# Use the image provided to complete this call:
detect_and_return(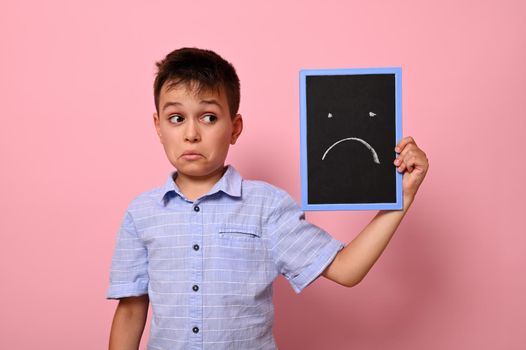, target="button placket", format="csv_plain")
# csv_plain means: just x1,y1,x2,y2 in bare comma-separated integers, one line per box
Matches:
189,201,203,344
